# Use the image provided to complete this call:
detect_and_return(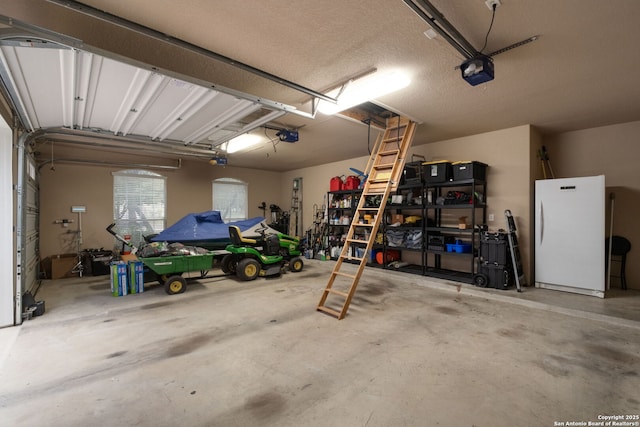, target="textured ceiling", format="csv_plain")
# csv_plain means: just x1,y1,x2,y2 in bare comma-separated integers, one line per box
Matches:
1,0,640,171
